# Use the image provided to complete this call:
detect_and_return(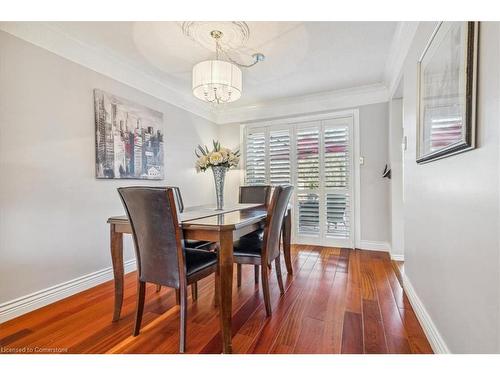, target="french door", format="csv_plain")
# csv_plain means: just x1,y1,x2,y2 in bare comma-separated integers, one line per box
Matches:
294,117,354,247
245,115,355,248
